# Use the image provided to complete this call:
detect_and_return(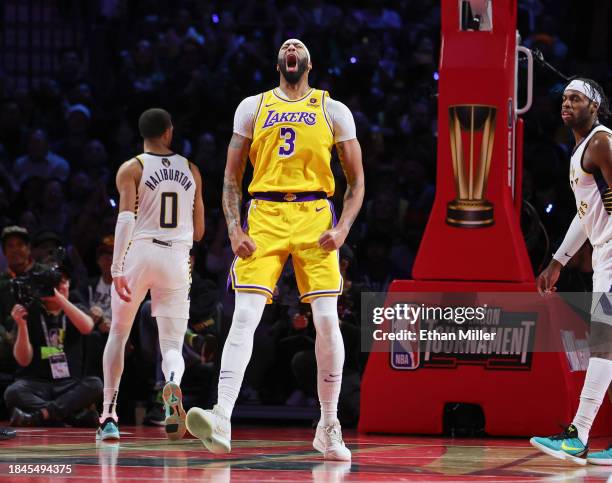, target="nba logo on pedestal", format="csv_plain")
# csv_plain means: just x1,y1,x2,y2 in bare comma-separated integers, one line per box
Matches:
390,308,419,370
